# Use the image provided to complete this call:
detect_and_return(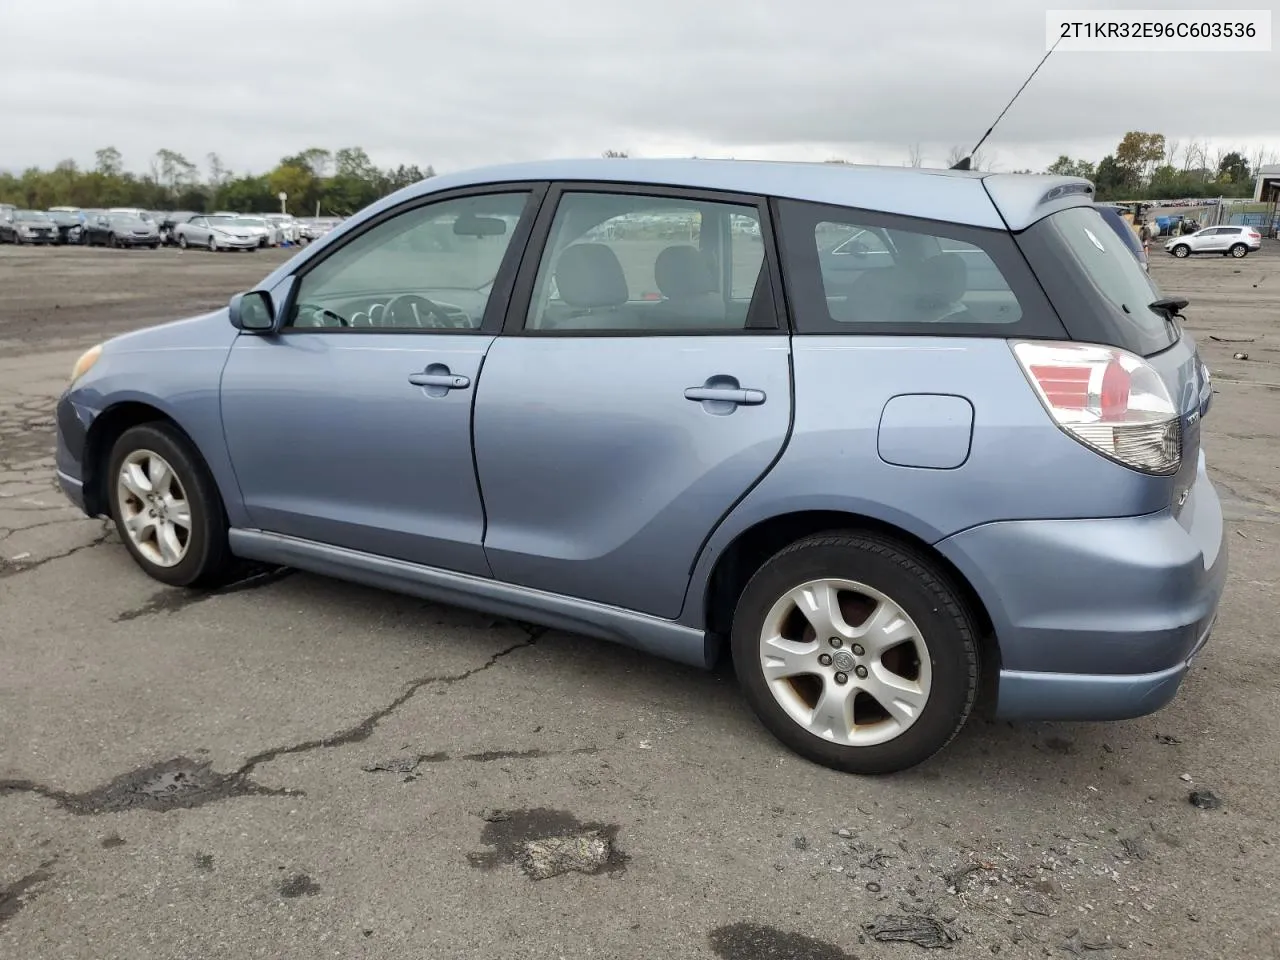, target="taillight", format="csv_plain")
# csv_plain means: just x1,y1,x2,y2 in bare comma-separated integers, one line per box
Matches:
1012,341,1181,475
